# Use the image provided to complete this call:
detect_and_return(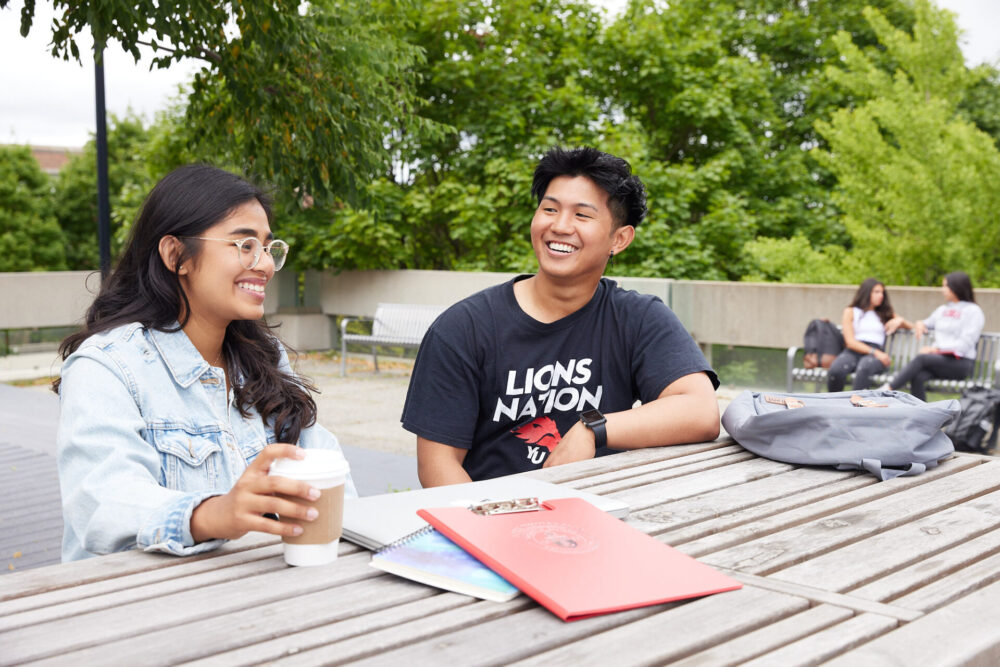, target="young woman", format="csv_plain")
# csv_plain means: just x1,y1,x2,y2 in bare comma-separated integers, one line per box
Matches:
56,164,356,561
885,271,985,401
827,278,910,392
